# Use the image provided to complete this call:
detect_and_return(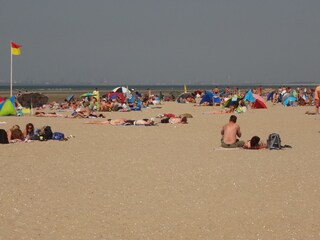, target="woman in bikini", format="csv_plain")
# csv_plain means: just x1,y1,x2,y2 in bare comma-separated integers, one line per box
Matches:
243,136,267,149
